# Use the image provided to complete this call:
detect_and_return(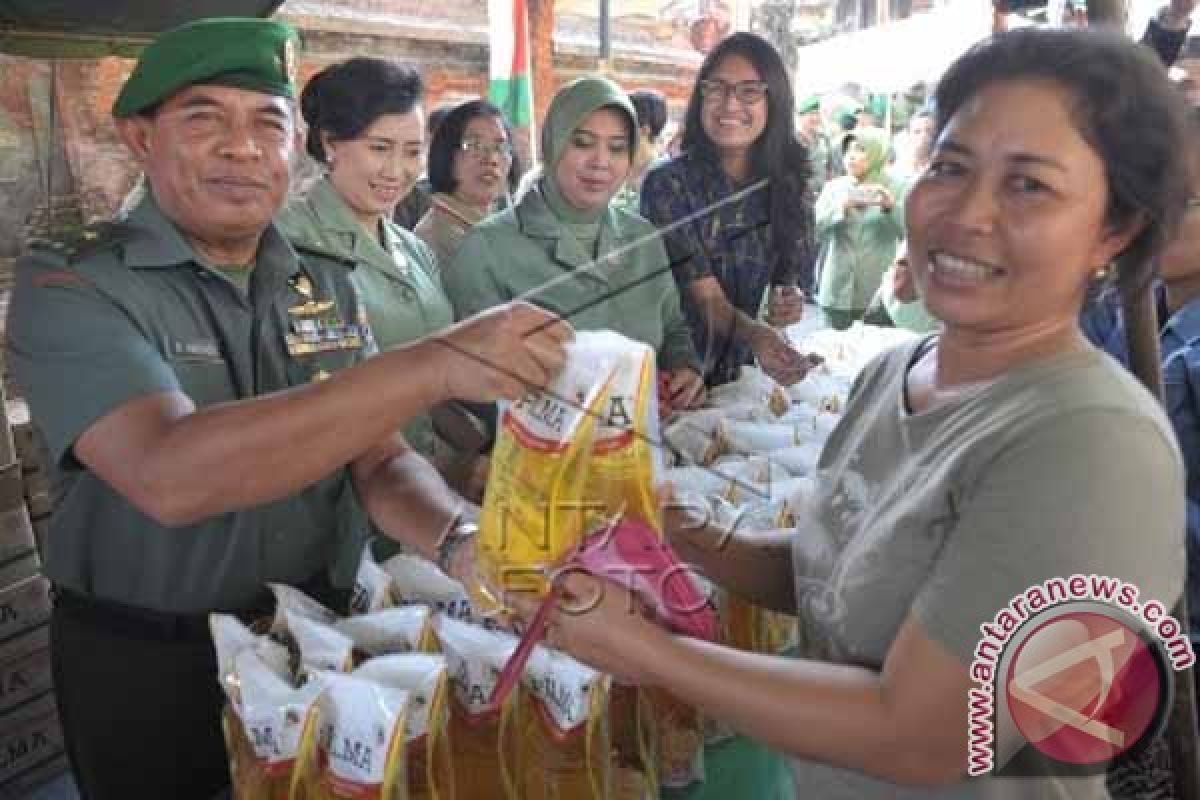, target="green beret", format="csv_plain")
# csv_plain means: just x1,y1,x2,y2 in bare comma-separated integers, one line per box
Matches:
113,18,299,118
797,95,820,115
